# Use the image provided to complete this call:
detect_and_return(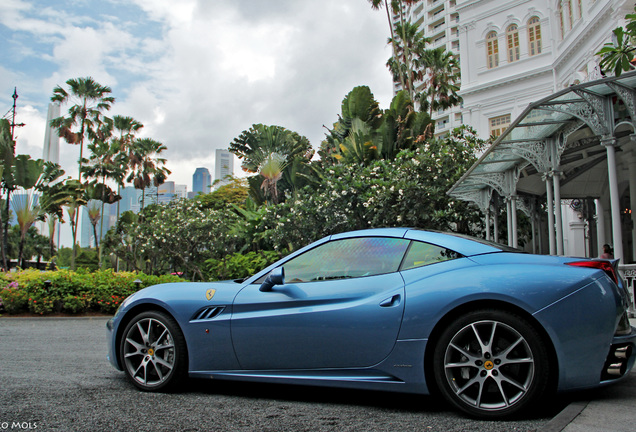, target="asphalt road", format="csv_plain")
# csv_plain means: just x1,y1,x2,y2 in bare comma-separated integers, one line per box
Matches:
0,317,562,432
